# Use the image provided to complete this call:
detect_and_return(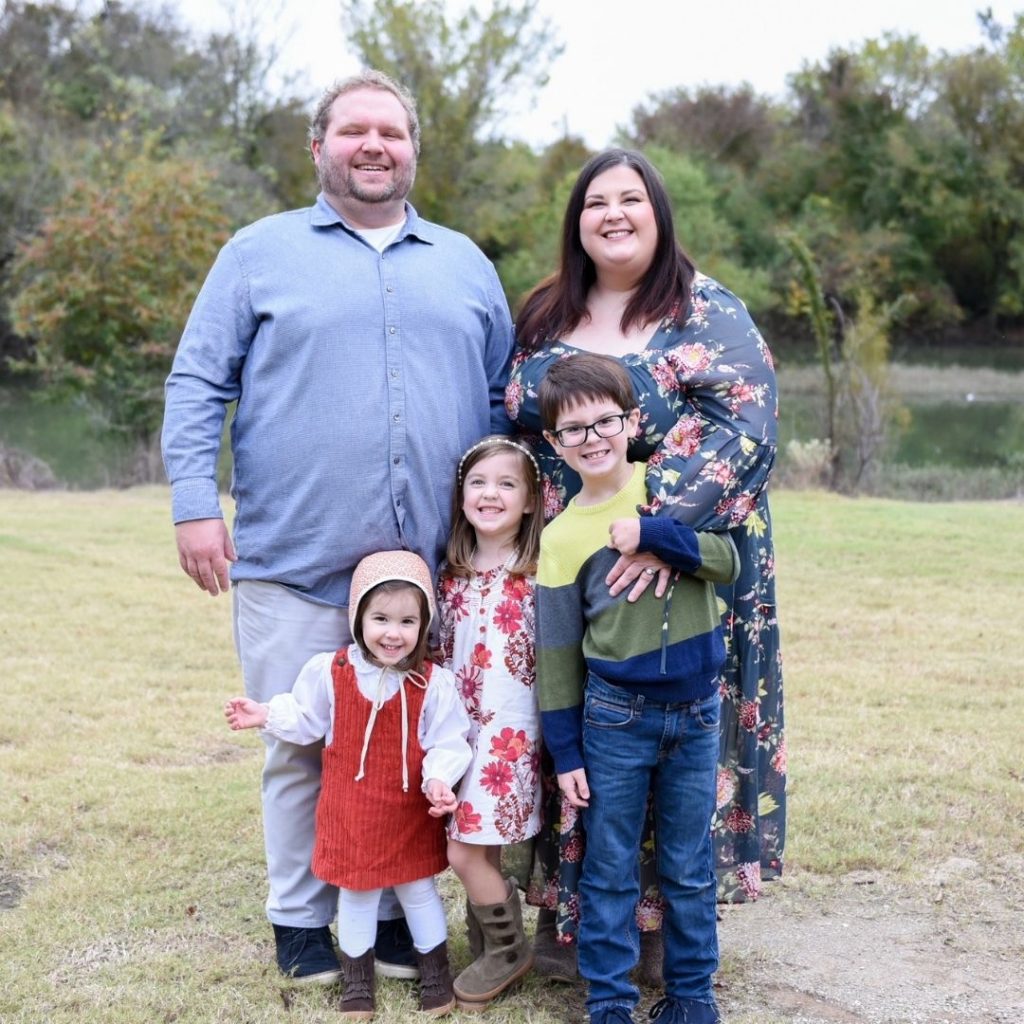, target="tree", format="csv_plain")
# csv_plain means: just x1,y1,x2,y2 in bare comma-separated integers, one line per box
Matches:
341,0,563,228
9,140,235,475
